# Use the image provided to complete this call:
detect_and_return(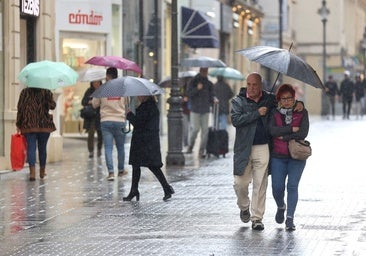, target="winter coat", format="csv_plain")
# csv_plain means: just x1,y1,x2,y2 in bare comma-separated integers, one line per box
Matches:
354,80,365,101
186,74,216,114
340,78,354,101
231,88,276,176
16,88,56,134
127,97,163,168
269,108,309,158
81,87,101,130
214,80,234,115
